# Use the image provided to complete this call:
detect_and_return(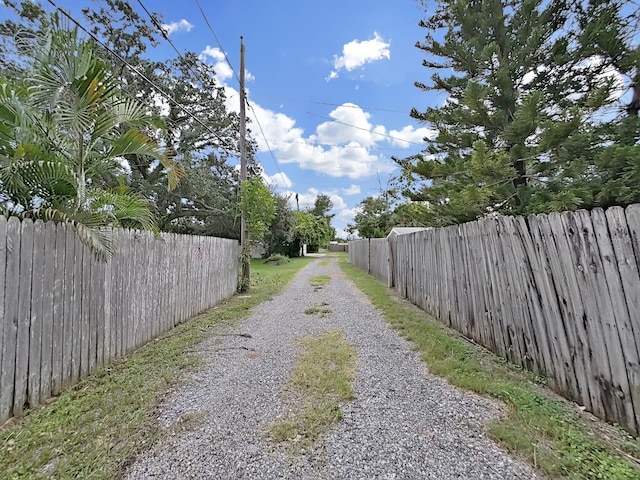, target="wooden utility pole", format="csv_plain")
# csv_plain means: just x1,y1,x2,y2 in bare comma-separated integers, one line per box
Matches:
239,36,250,291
